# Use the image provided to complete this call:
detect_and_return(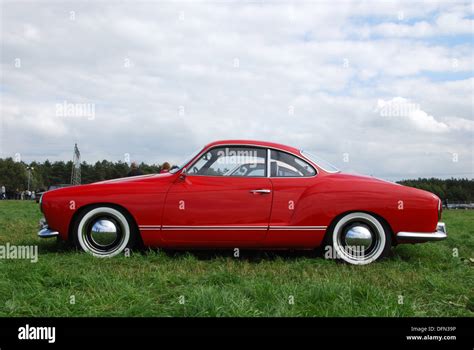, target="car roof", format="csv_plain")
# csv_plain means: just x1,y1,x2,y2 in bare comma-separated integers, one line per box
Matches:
185,139,328,175
203,140,300,155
